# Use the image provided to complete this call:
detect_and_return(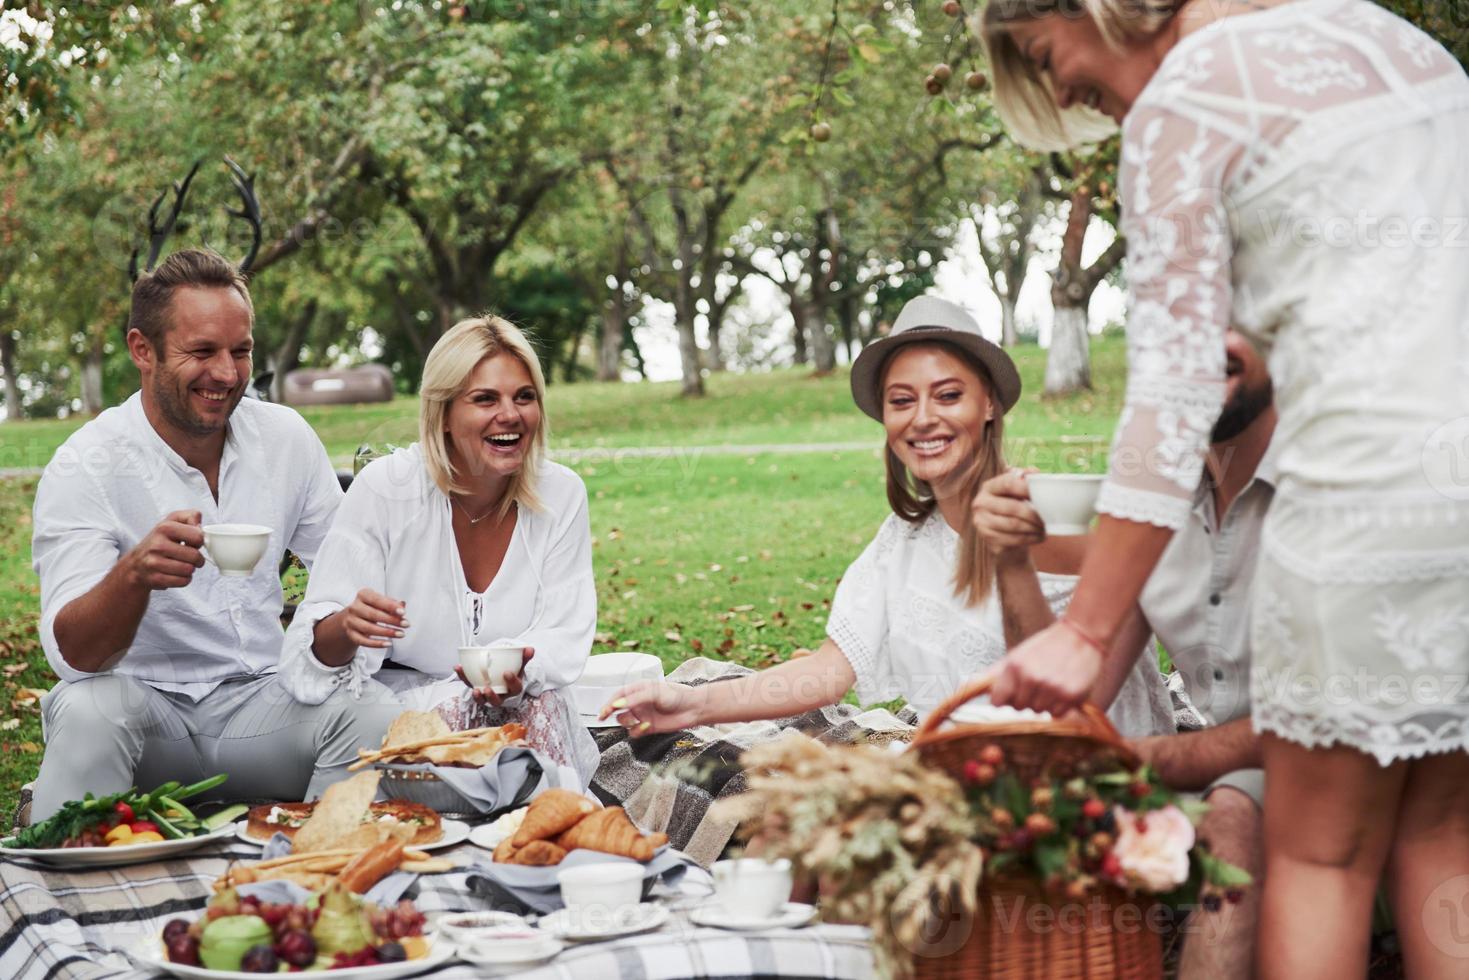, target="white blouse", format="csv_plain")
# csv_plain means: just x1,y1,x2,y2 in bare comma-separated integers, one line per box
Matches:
1098,0,1469,530
278,444,596,707
827,512,1175,737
